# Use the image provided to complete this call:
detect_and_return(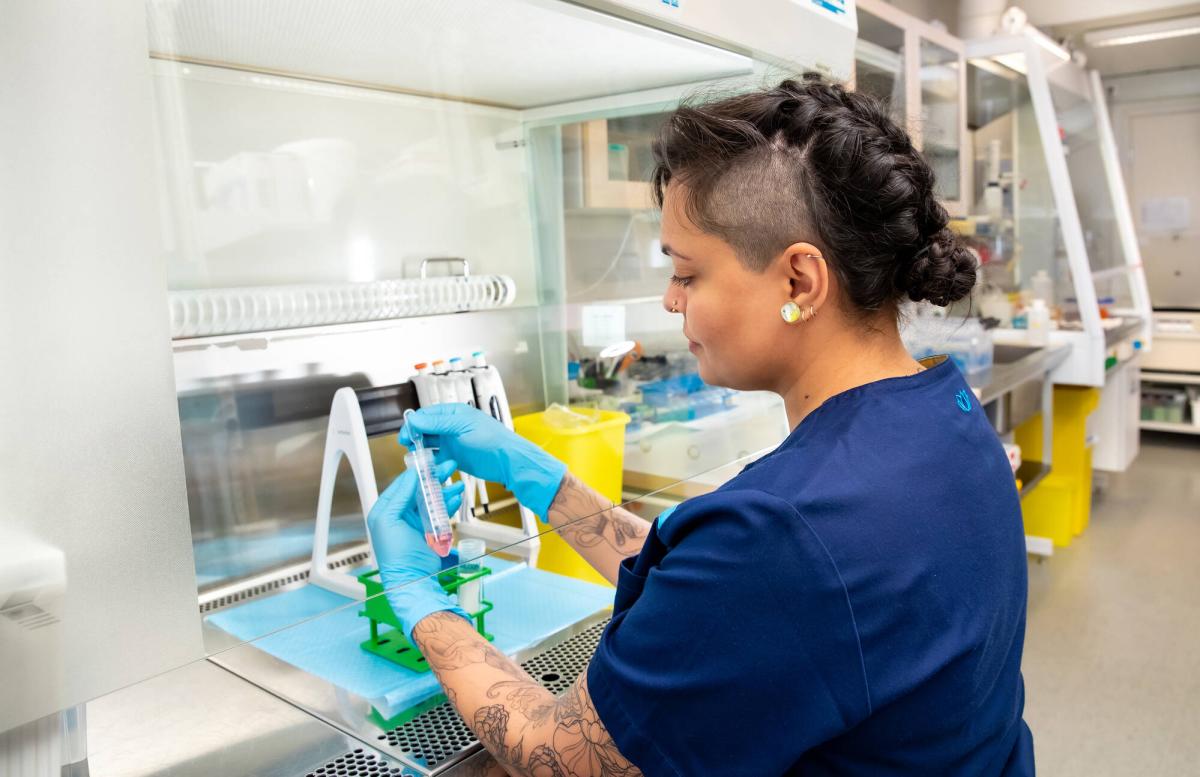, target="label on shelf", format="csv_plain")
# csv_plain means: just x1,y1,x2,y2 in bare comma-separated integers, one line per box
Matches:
581,304,627,347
